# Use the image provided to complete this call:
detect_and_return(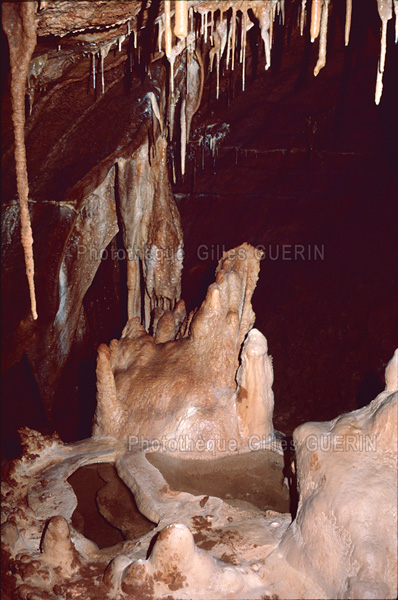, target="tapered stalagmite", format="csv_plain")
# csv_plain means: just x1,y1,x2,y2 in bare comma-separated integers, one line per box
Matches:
236,328,275,440
93,244,260,449
2,2,38,319
41,516,82,577
93,343,121,438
